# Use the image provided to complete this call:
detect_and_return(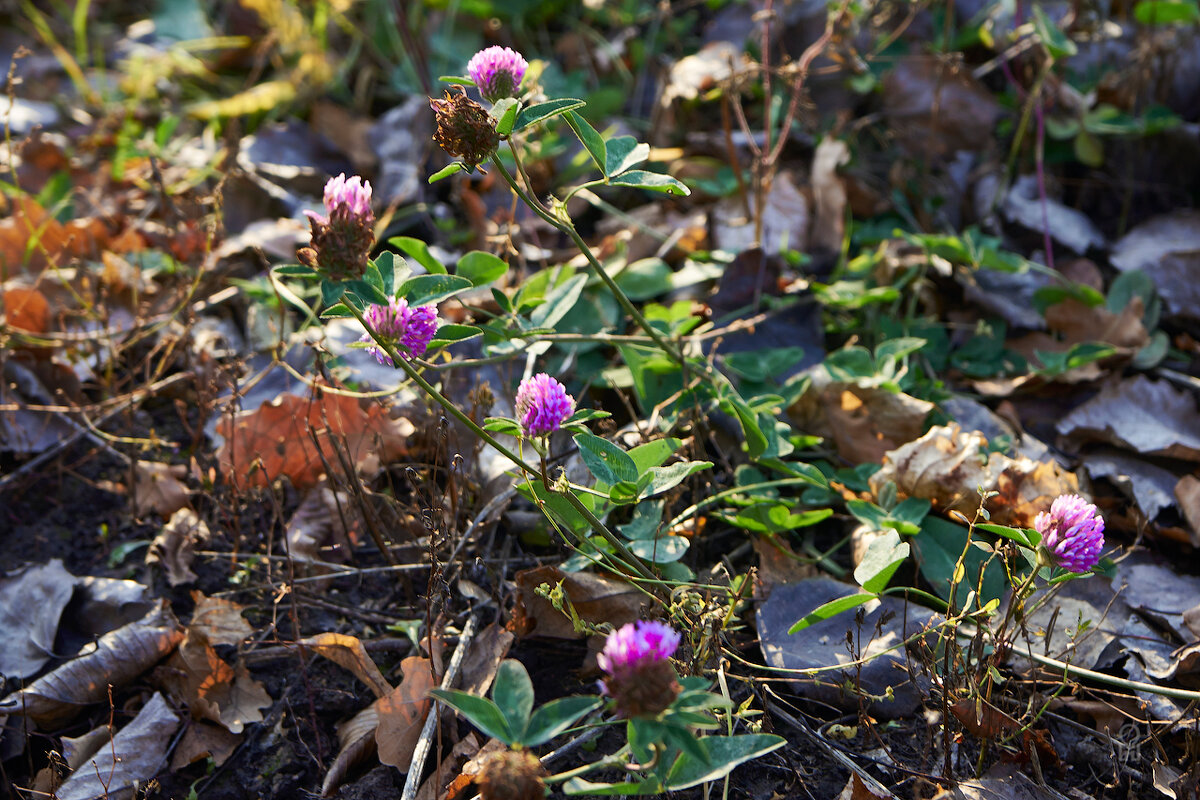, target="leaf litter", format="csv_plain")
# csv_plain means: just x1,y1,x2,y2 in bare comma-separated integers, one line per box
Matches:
4,4,1200,799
